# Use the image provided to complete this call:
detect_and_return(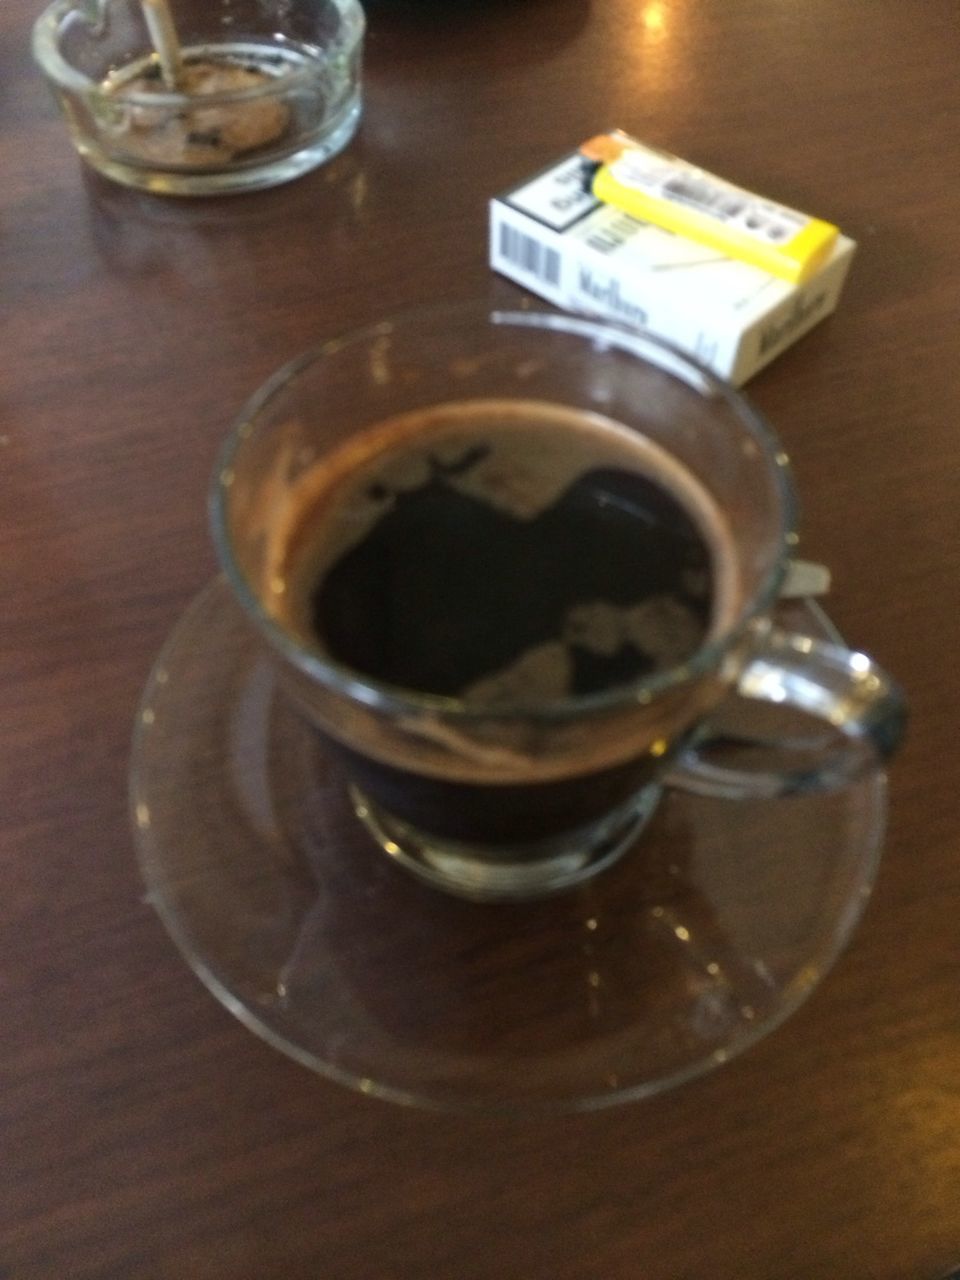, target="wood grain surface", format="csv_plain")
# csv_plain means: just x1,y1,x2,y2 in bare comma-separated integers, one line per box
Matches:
3,0,960,1276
